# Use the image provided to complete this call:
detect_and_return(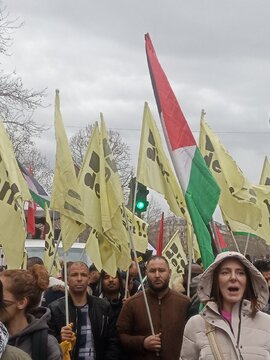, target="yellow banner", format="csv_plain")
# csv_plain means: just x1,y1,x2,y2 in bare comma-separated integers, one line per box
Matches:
44,205,61,276
51,90,85,251
224,184,270,246
260,156,270,186
78,122,102,232
162,230,187,278
137,103,187,218
123,208,148,253
79,116,131,271
85,228,118,276
0,120,30,268
136,103,200,259
199,119,261,230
